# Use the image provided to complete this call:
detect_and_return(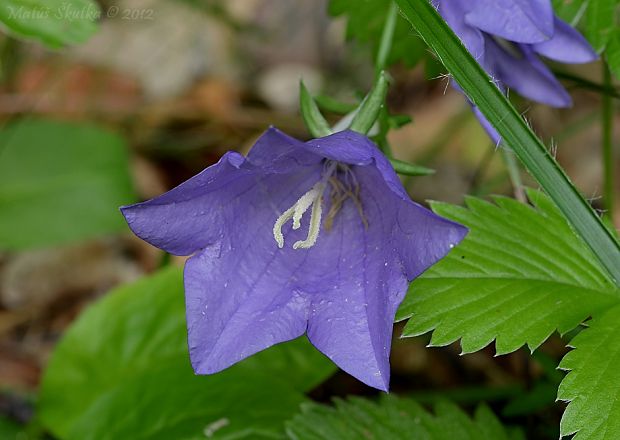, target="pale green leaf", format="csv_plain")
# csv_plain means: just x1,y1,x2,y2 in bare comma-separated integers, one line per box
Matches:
328,0,427,67
0,119,135,250
553,0,590,25
39,267,336,440
285,396,522,440
606,28,620,79
0,0,99,48
585,0,618,52
398,189,619,355
558,304,620,439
